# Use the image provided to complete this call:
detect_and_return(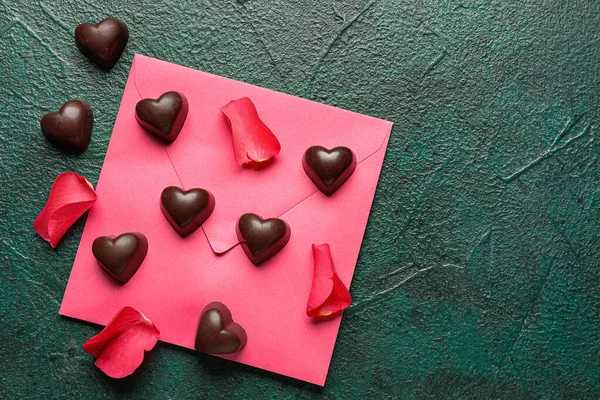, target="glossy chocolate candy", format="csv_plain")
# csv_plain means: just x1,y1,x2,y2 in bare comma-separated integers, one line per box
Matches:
92,232,148,283
195,302,247,354
75,18,129,70
135,91,189,143
302,146,357,195
160,186,215,237
236,213,291,265
40,100,94,153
